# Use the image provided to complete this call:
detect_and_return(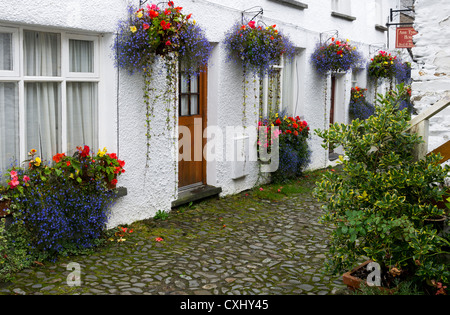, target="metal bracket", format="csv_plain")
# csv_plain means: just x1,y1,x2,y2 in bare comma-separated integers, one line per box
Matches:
319,30,338,45
241,6,264,24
